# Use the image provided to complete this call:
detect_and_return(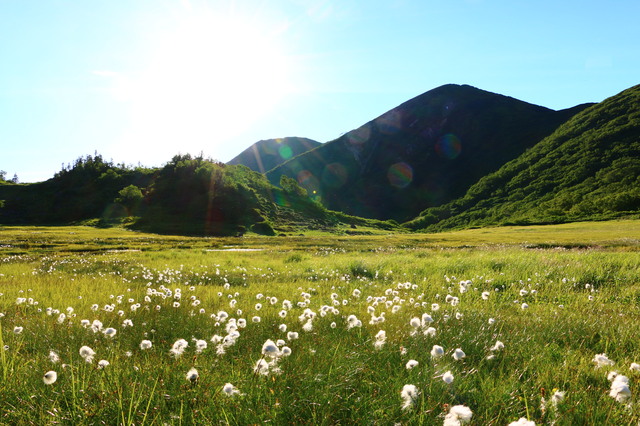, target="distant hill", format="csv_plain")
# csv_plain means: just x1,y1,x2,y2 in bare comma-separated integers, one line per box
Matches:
266,84,591,221
406,84,640,231
0,154,395,235
228,137,322,173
